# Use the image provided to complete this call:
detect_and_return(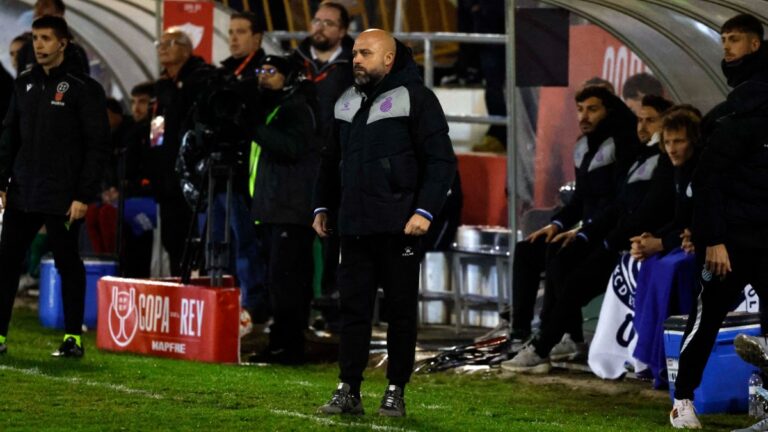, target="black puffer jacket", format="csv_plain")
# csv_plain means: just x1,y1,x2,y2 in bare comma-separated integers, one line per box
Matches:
250,82,319,226
580,140,675,251
314,40,457,236
693,79,768,248
655,151,699,251
551,95,641,230
0,55,109,215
